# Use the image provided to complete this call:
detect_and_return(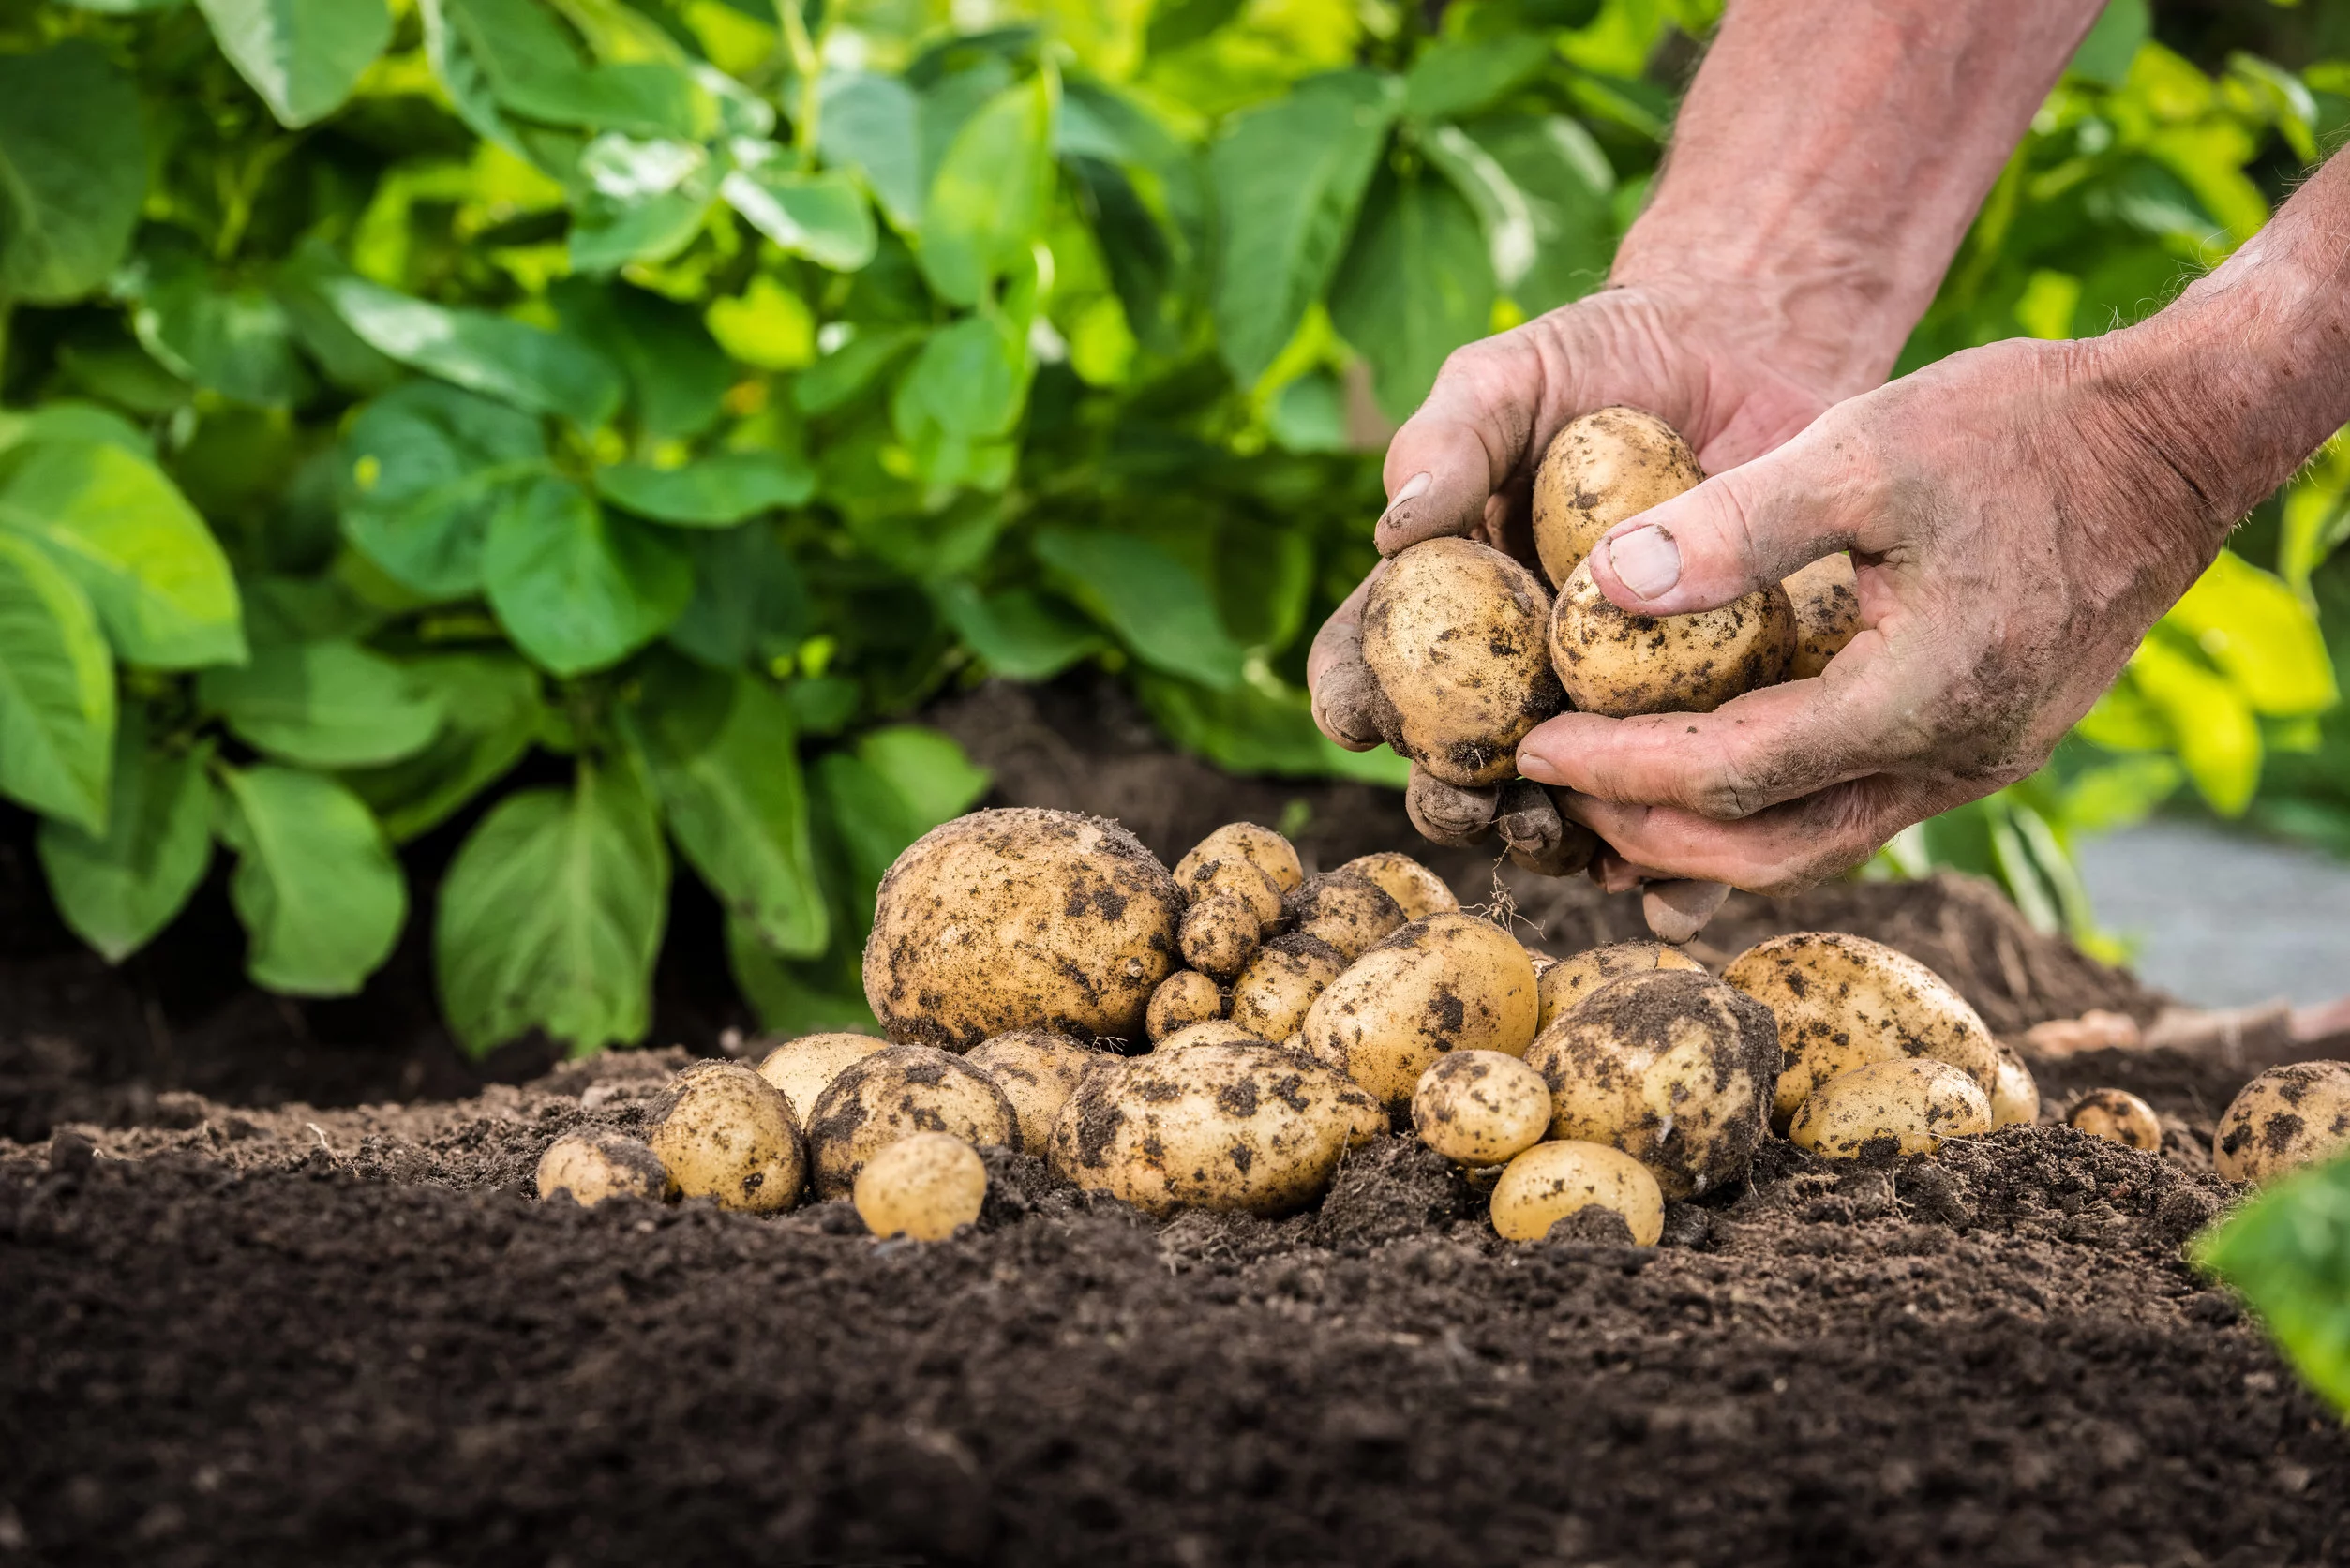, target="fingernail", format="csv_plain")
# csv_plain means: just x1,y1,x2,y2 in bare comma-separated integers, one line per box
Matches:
1378,471,1431,525
1609,525,1681,599
1517,747,1562,785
